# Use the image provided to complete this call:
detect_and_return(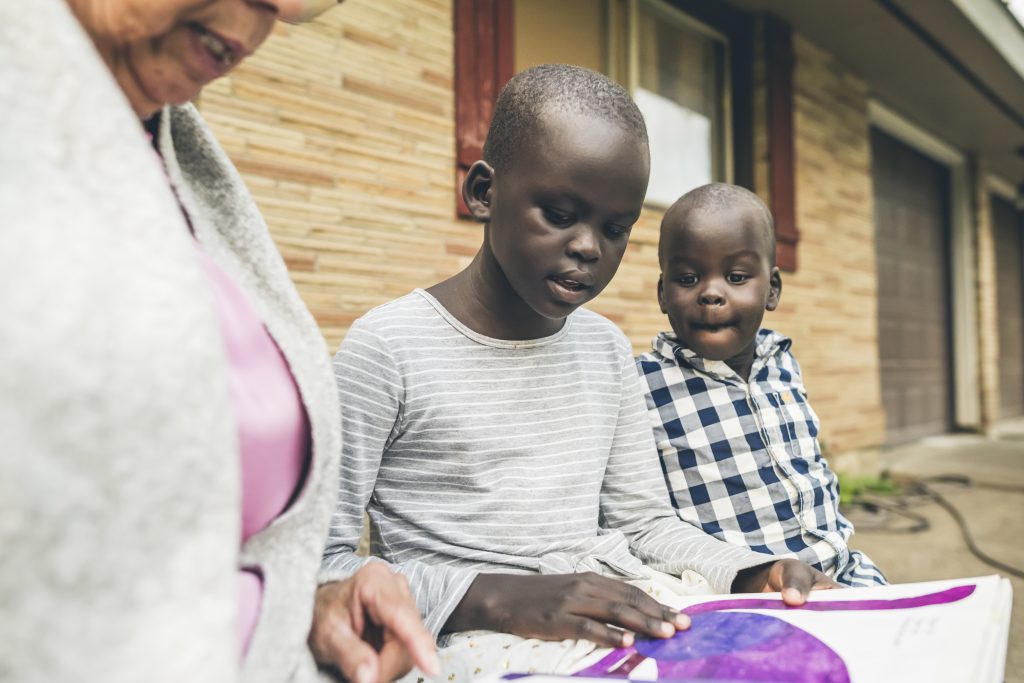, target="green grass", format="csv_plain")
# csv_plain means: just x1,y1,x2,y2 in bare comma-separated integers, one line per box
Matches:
837,473,901,506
